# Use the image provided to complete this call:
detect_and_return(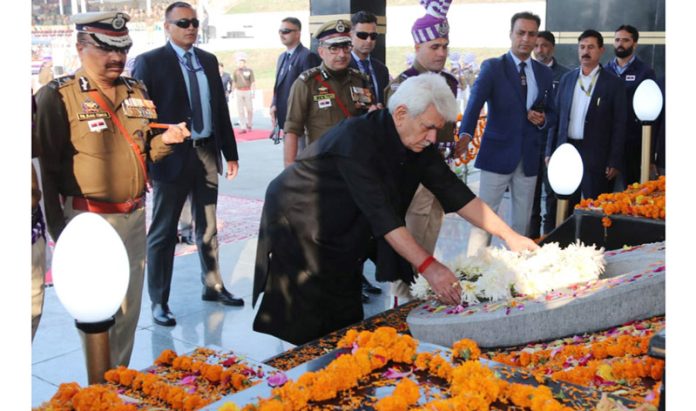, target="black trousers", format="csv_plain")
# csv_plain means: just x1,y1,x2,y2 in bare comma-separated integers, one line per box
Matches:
146,142,223,305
